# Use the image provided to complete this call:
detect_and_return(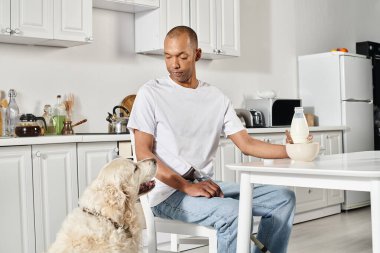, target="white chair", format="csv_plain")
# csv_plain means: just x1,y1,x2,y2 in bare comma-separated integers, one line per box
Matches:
130,133,217,253
140,194,217,253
